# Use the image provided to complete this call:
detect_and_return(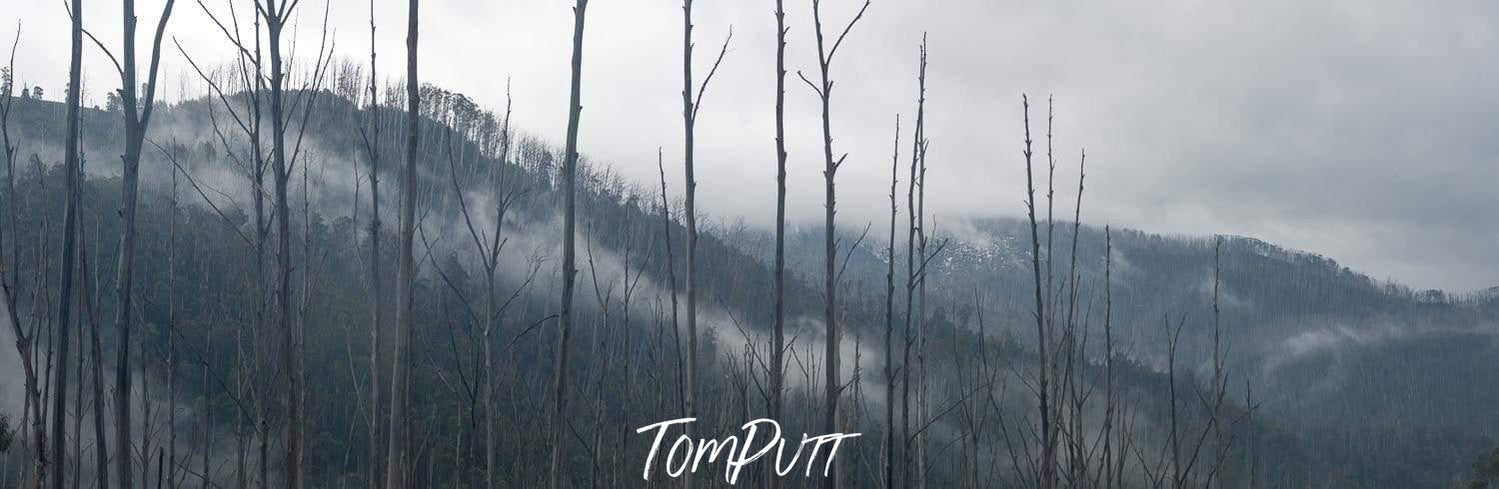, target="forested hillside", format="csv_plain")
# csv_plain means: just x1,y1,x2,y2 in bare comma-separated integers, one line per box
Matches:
2,78,1496,487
